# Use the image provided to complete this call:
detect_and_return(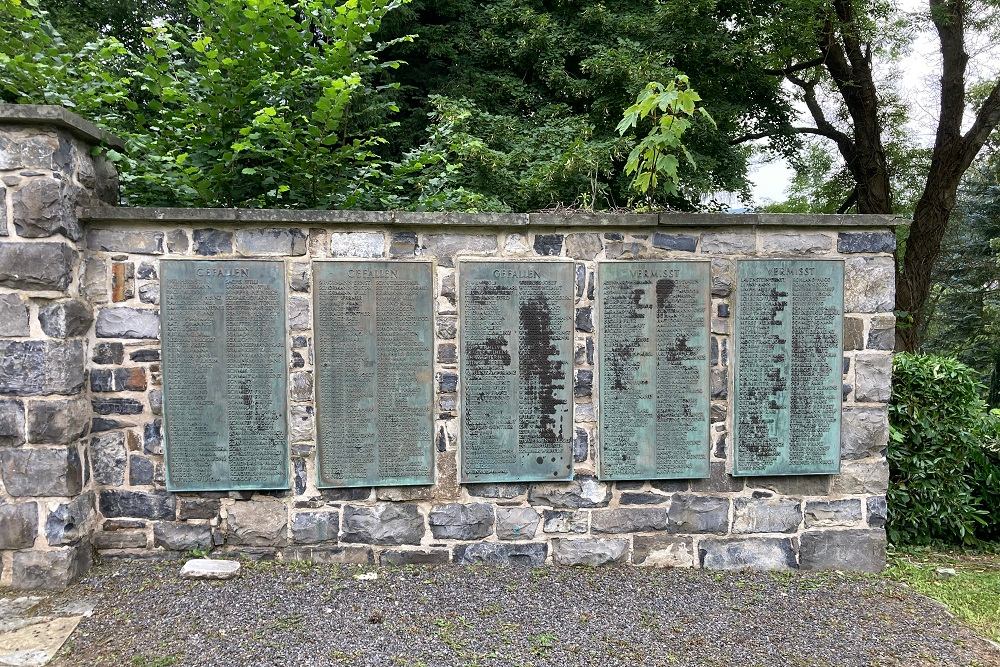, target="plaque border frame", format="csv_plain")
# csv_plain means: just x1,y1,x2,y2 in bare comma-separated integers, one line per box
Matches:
730,257,845,477
457,257,577,484
594,259,713,481
160,257,291,493
311,258,437,489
